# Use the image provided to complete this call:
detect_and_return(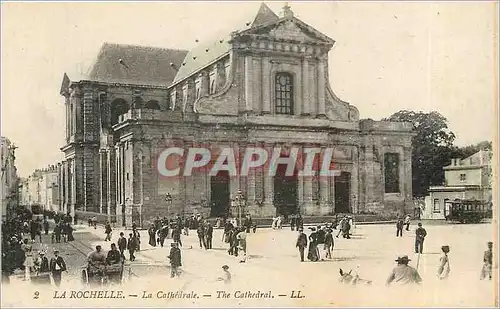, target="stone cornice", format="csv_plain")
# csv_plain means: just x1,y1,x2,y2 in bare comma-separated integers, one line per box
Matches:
74,80,170,90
